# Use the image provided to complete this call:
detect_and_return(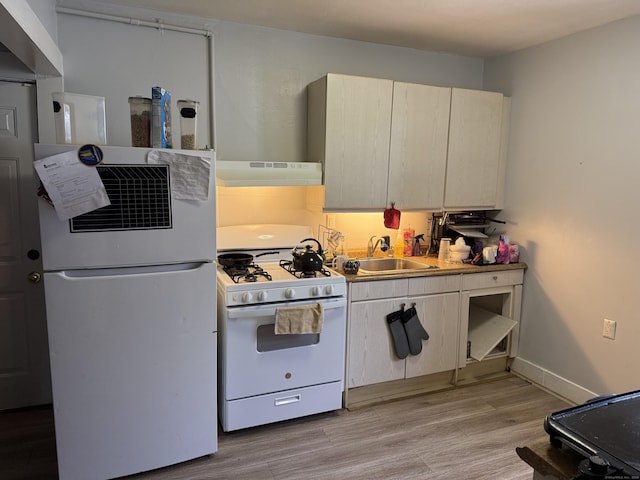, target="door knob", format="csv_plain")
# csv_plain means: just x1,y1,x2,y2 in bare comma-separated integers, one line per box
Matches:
28,271,42,283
